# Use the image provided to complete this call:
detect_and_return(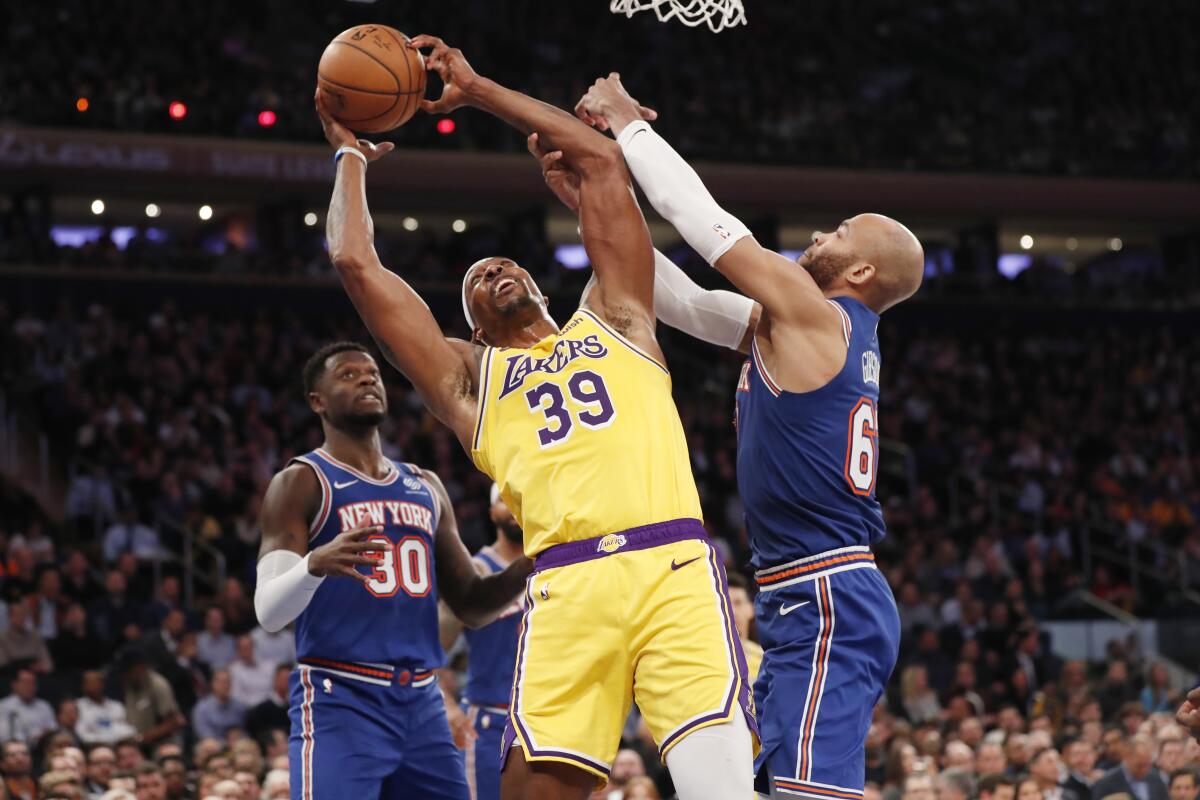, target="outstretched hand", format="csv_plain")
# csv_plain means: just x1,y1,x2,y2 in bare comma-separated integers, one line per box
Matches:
575,72,657,134
410,35,481,115
314,90,396,162
527,132,581,214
